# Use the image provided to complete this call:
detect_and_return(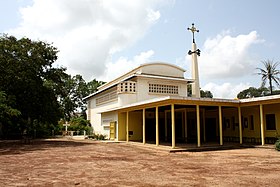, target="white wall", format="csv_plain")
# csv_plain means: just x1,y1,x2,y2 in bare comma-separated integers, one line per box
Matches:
136,77,188,102
119,93,137,106
140,63,185,78
89,97,119,137
87,63,189,138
